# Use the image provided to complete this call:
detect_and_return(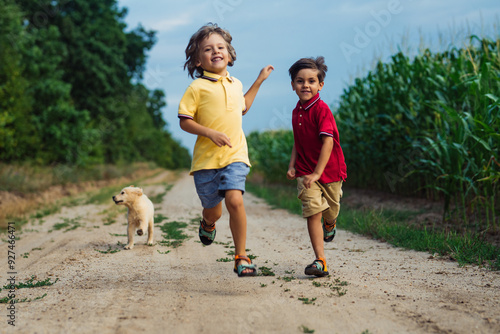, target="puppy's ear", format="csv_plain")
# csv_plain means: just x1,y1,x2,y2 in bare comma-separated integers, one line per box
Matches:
129,185,135,187
134,188,143,196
